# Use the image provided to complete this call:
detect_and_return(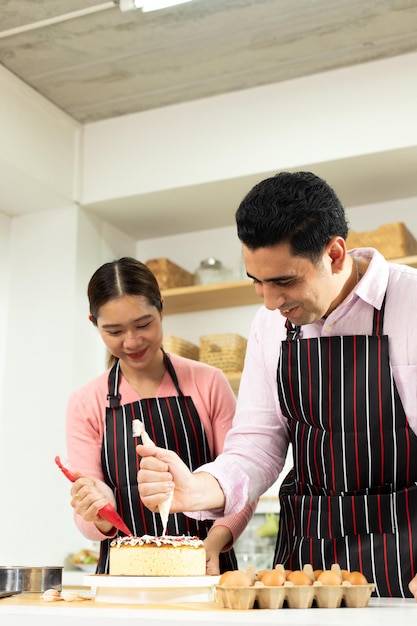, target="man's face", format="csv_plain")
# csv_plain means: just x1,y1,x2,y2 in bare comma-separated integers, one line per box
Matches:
243,241,342,325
